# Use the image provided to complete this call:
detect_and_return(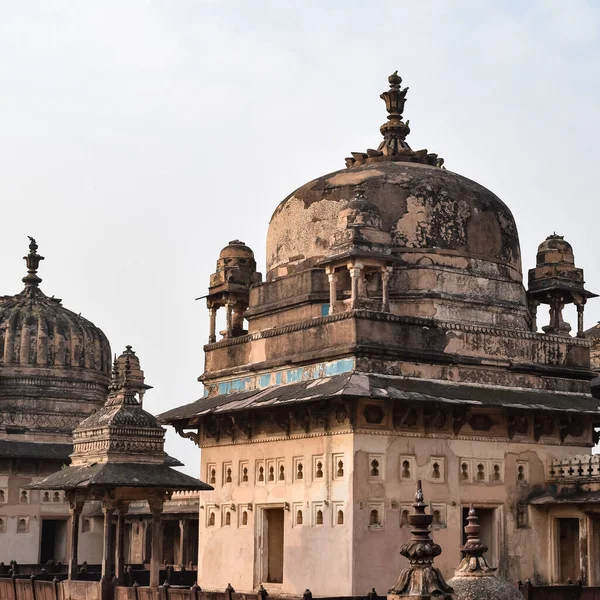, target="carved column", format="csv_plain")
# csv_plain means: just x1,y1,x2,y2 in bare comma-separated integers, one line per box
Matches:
68,499,84,580
349,263,363,310
115,503,129,583
149,497,164,587
225,302,234,338
327,269,338,314
179,519,189,567
577,302,586,338
101,503,116,580
381,266,392,312
208,307,217,344
528,298,540,333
